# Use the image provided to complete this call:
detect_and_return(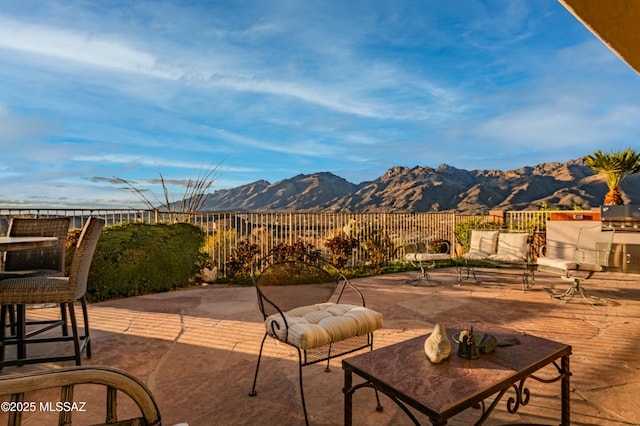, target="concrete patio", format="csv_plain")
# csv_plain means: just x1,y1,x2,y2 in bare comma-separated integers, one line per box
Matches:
2,267,640,425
